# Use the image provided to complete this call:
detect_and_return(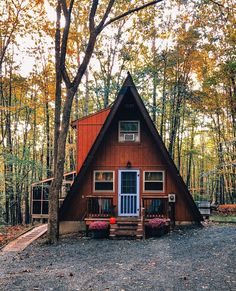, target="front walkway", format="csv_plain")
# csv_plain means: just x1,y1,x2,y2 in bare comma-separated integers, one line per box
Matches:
1,224,47,252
